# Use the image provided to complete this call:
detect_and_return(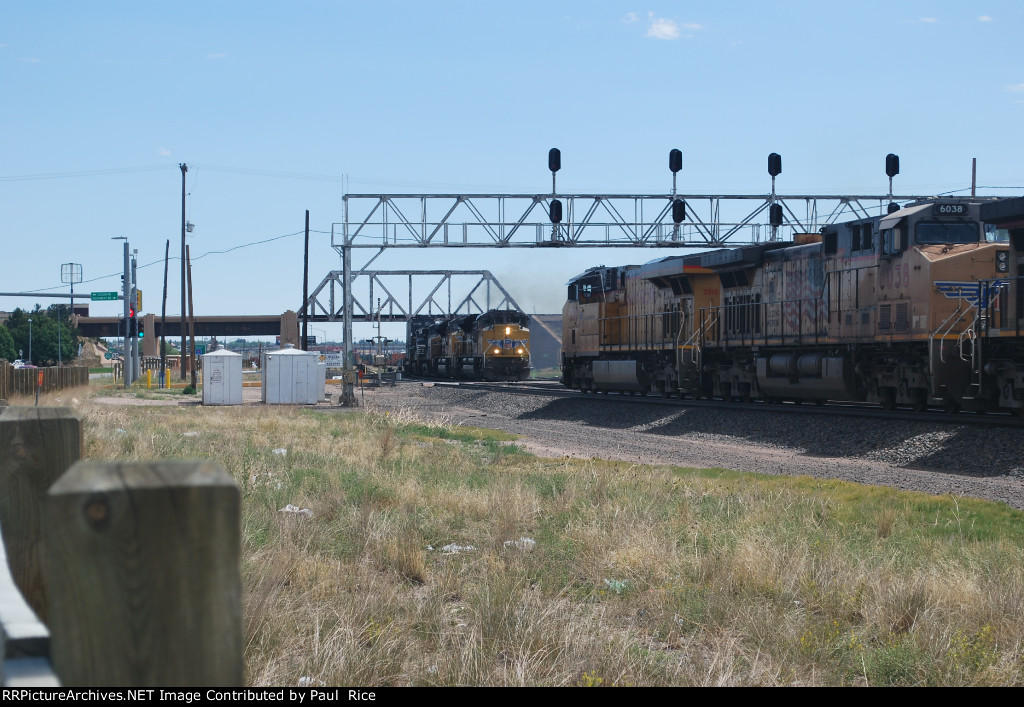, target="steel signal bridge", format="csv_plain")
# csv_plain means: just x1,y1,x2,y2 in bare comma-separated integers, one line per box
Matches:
313,149,972,404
